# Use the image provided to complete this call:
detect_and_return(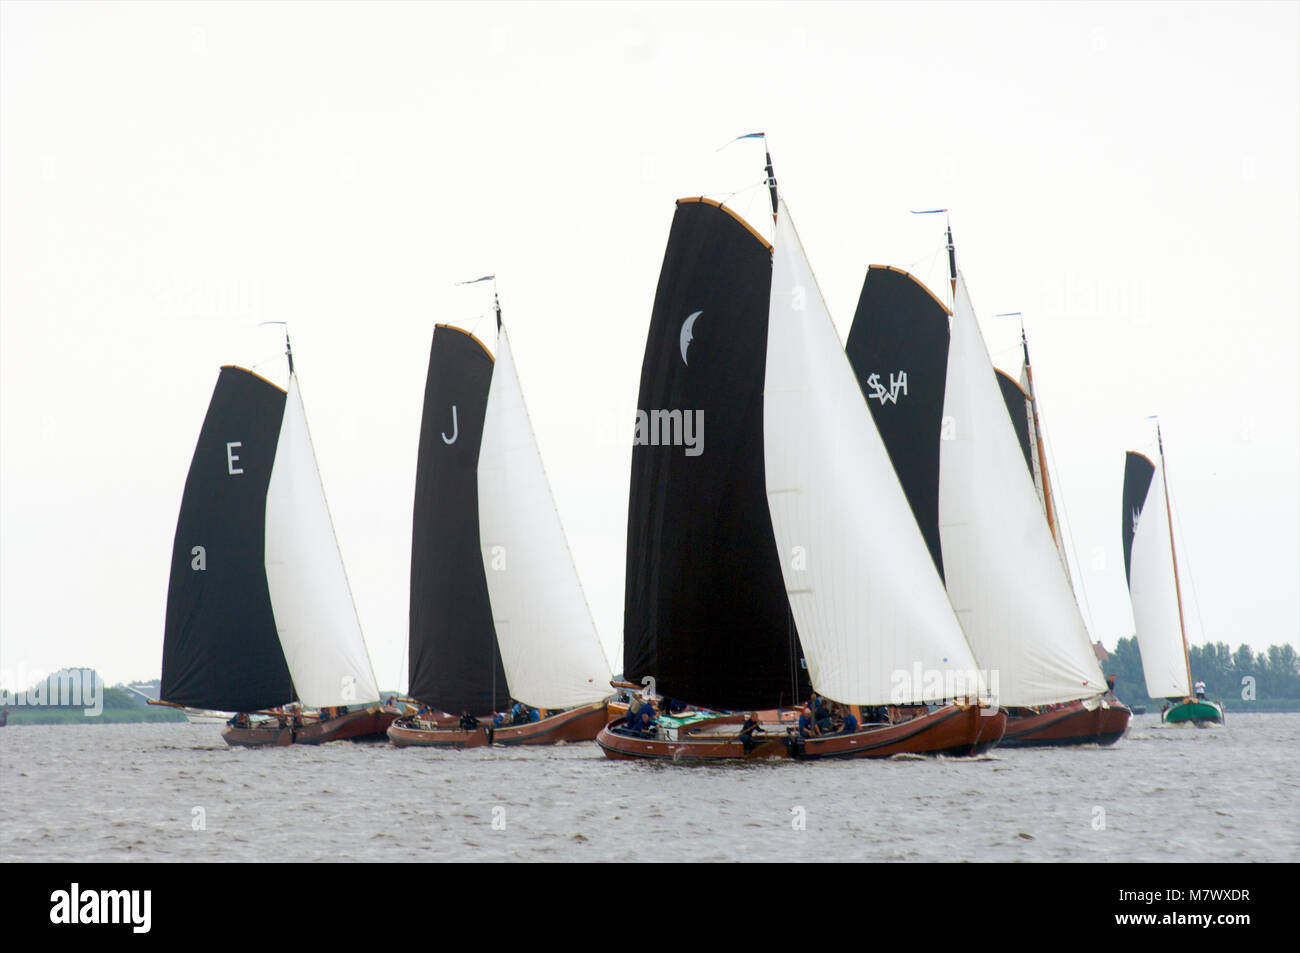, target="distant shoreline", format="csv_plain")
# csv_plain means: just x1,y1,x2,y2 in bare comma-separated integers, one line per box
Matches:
0,708,187,725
